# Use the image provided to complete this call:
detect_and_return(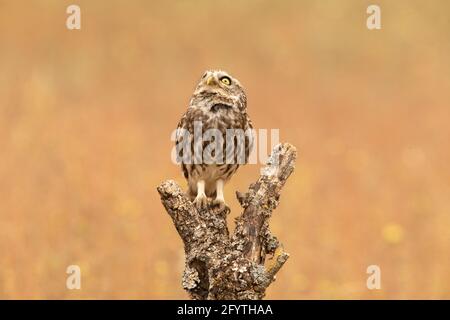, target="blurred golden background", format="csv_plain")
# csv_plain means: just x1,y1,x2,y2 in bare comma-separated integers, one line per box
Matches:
0,0,449,299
